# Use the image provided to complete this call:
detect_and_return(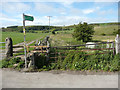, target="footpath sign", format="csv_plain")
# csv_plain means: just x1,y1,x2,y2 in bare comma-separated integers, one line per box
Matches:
23,13,34,68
